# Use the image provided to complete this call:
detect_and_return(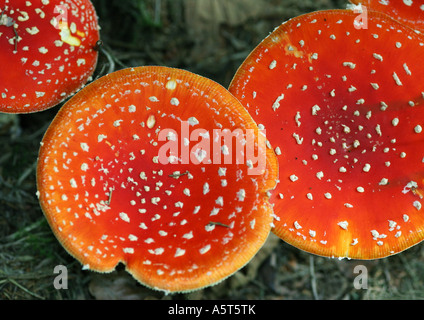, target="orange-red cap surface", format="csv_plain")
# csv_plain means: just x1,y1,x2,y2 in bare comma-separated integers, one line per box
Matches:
229,9,424,260
0,0,99,113
37,66,278,292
